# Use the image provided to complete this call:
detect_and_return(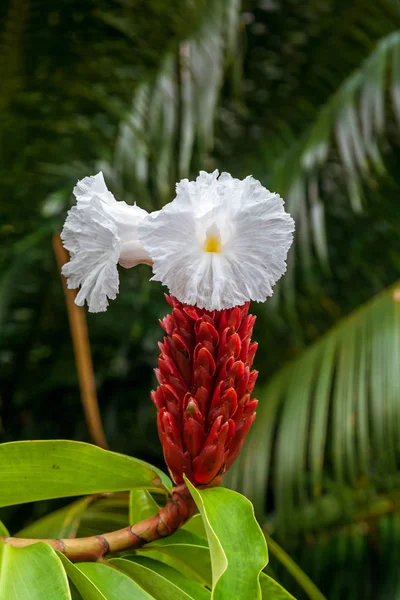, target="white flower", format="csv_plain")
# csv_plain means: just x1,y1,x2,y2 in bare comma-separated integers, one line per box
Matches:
61,172,151,313
138,170,295,311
